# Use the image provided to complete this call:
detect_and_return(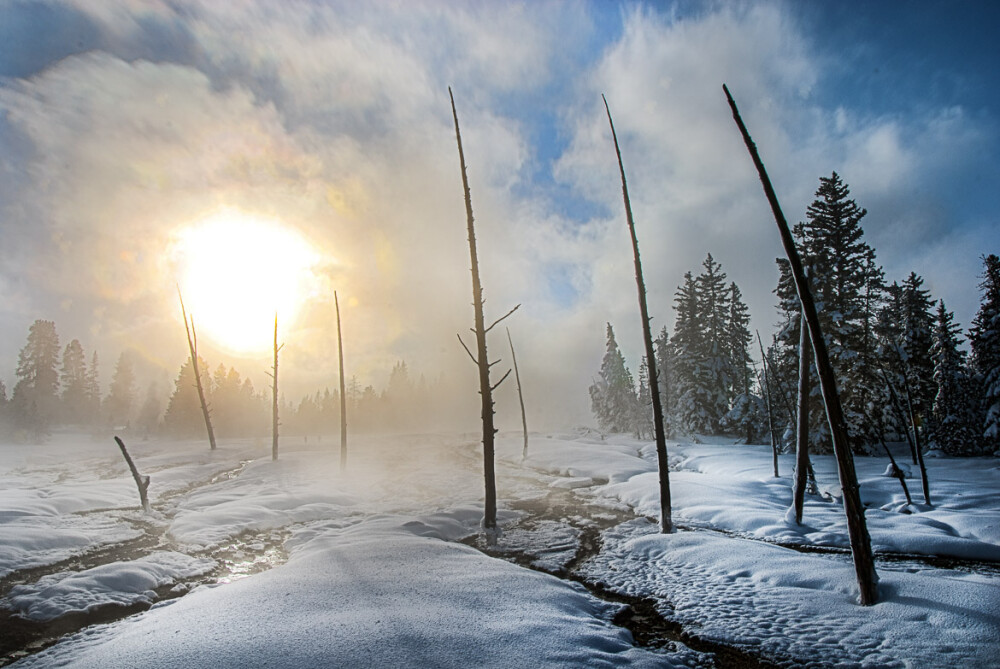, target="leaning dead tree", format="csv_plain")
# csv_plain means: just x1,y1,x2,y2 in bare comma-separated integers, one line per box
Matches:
335,291,348,471
604,95,672,534
506,327,529,460
450,88,519,538
879,365,930,505
270,313,284,461
178,288,216,451
115,436,150,512
725,83,879,605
